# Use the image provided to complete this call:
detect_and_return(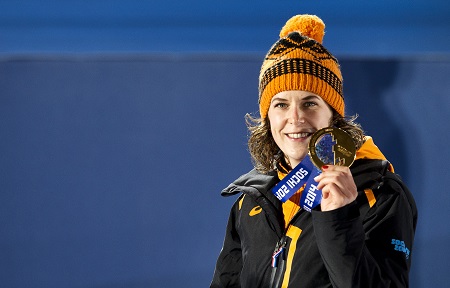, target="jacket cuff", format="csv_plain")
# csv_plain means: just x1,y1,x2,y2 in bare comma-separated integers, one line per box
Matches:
311,201,360,222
